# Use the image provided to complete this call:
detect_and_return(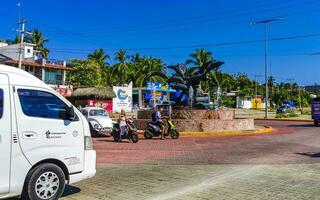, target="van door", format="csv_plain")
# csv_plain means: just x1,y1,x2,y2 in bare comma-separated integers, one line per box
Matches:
0,74,11,194
14,87,84,174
